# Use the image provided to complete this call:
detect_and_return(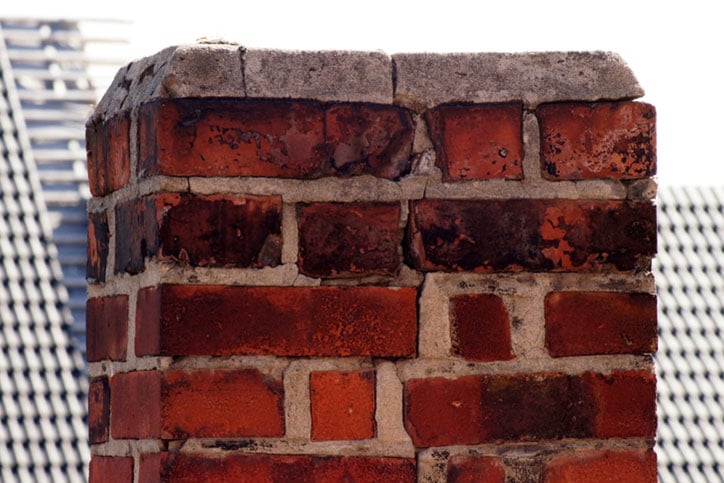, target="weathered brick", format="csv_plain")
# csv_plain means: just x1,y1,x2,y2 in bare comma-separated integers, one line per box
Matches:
538,101,656,180
450,294,513,361
158,194,282,267
135,287,161,356
545,292,657,356
404,370,656,447
161,369,284,439
139,98,326,178
139,453,162,483
325,103,413,178
298,202,401,278
88,377,109,444
137,285,417,357
586,370,657,438
447,455,506,483
311,370,376,441
110,371,161,439
544,449,657,483
426,103,523,180
115,194,282,274
86,295,128,362
114,197,159,274
408,199,656,272
86,111,130,196
160,453,416,482
89,456,133,483
87,210,109,282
